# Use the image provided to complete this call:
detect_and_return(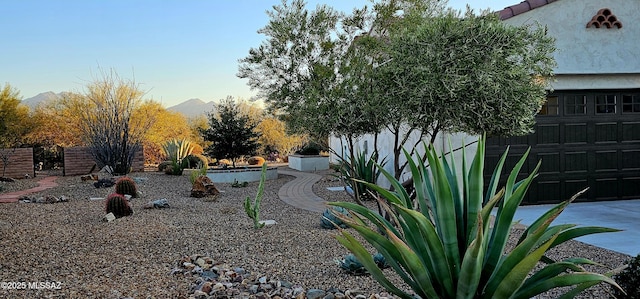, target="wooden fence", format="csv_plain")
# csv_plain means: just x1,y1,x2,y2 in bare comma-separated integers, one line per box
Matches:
63,147,144,176
0,147,144,178
0,148,35,179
